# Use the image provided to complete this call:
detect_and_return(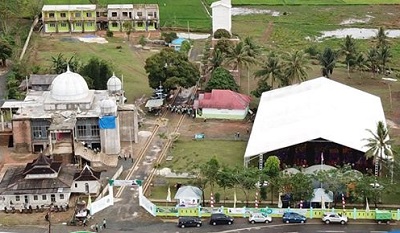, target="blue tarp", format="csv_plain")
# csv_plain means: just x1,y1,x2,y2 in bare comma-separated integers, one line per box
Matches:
99,116,116,129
